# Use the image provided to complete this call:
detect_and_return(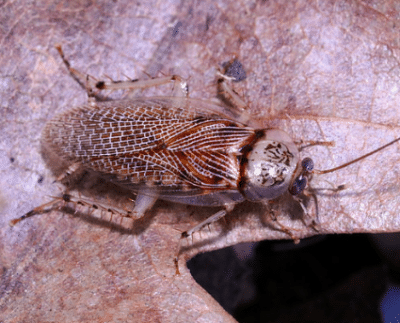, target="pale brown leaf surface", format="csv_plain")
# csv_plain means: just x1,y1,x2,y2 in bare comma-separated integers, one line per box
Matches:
1,0,400,322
